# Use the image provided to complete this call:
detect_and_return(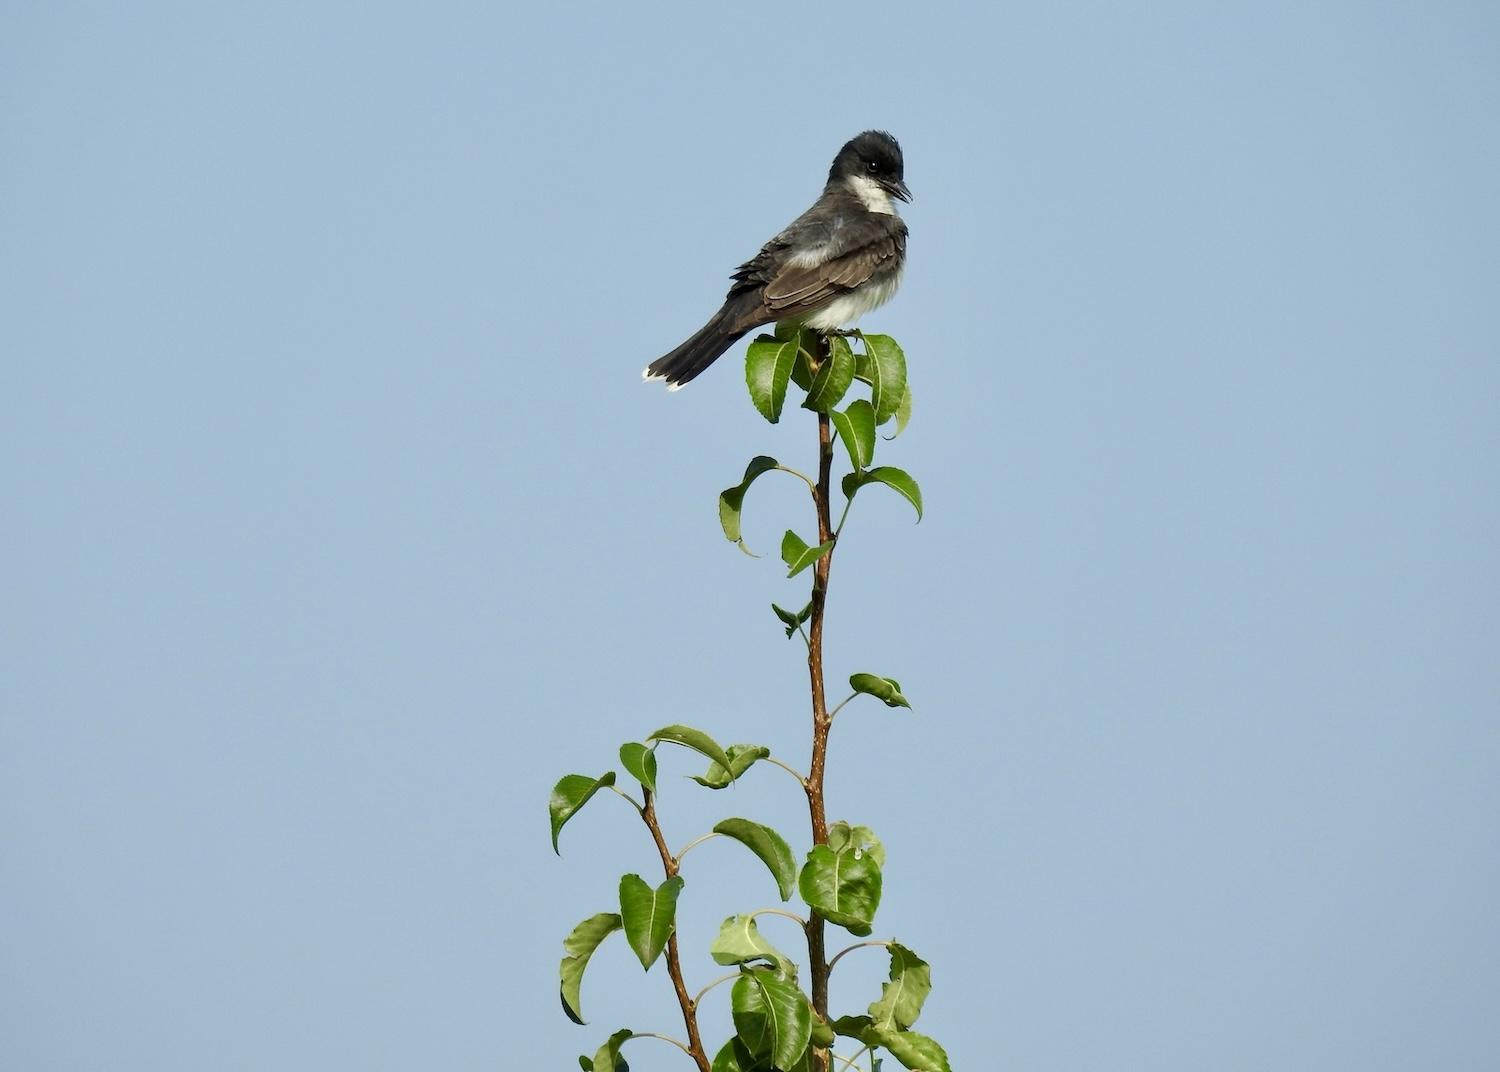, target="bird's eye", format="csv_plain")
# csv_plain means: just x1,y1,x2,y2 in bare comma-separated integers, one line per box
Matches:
867,160,879,172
